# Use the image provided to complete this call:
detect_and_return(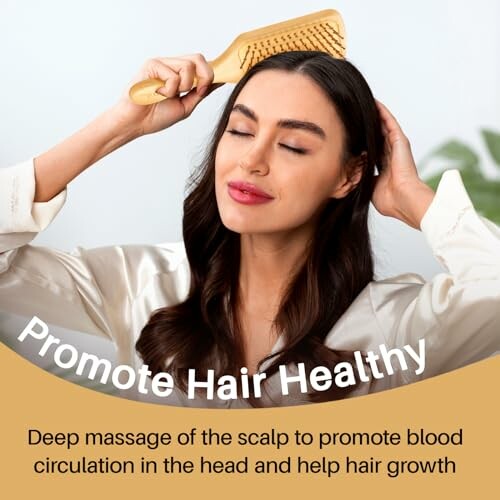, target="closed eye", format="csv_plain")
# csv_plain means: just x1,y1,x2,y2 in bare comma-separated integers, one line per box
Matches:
226,129,308,155
280,144,307,155
227,129,252,137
